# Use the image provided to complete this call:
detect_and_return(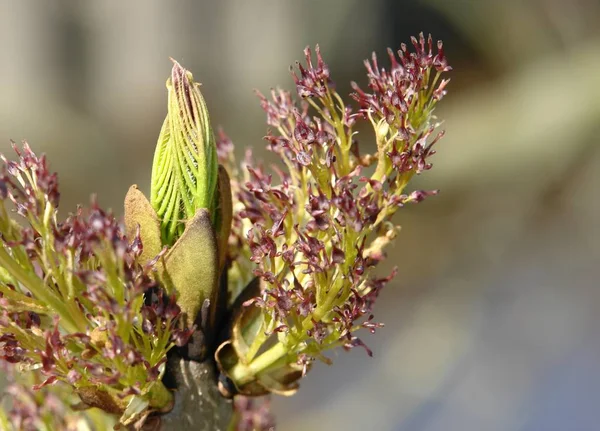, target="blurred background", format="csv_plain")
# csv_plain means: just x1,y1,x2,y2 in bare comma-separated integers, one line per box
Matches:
1,1,599,430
